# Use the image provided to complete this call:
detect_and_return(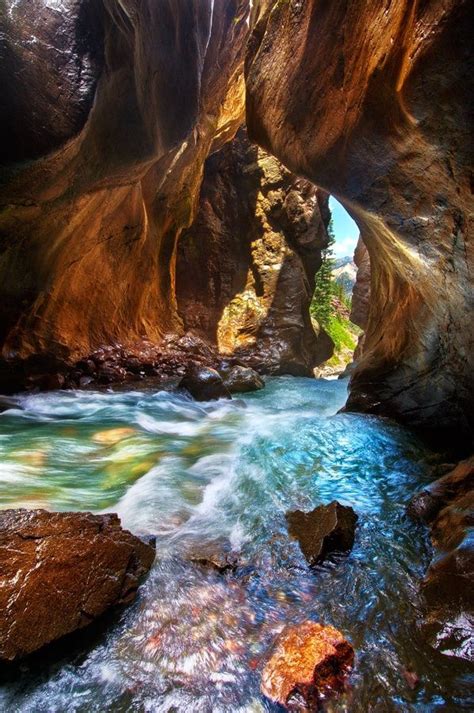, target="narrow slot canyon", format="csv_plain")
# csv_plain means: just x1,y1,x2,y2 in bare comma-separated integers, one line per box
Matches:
0,1,472,711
